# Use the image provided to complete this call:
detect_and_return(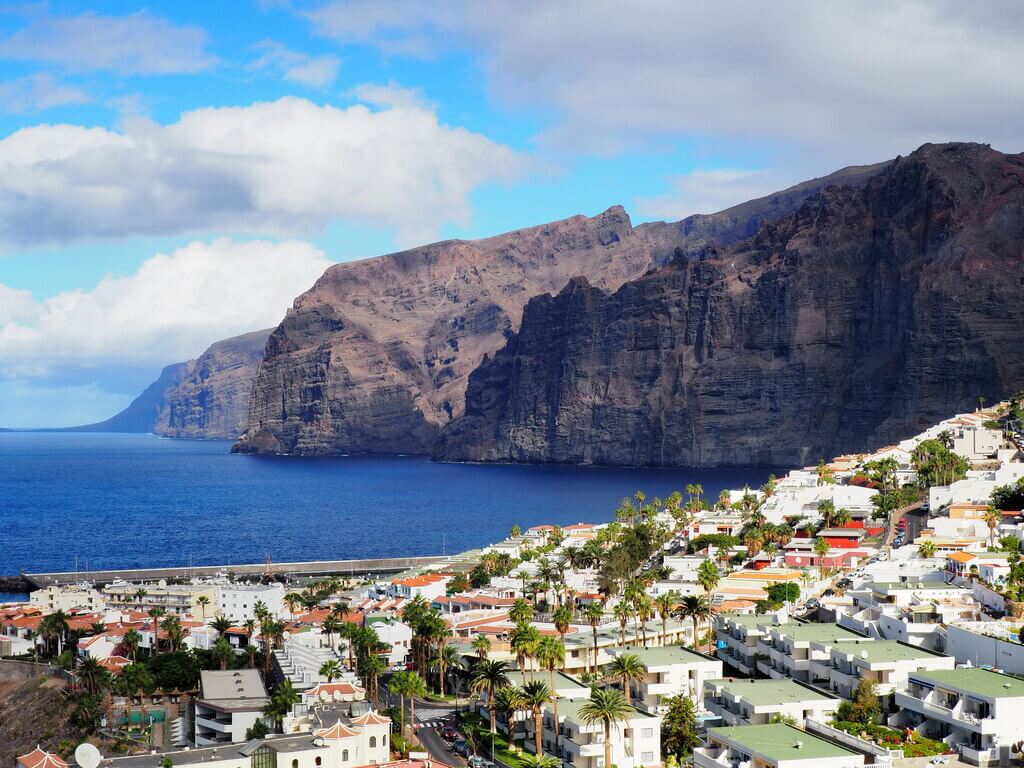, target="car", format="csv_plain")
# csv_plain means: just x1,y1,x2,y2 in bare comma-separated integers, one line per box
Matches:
468,757,493,768
441,726,460,742
453,741,473,758
822,588,836,597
